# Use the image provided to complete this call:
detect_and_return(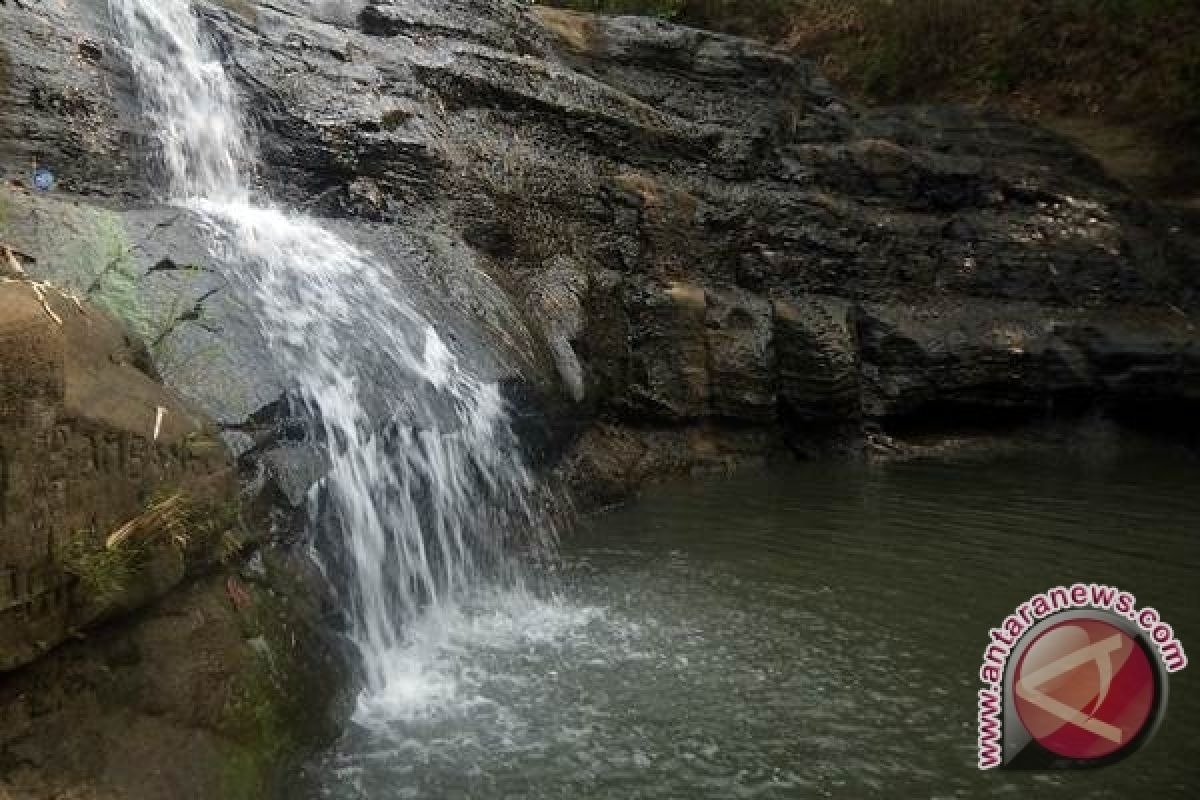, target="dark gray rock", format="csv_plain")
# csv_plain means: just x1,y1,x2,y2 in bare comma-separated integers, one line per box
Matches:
0,0,147,201
622,278,710,422
773,294,860,425
857,299,1084,418
857,300,1200,420
3,0,1199,503
705,287,775,422
0,555,350,800
518,258,589,403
